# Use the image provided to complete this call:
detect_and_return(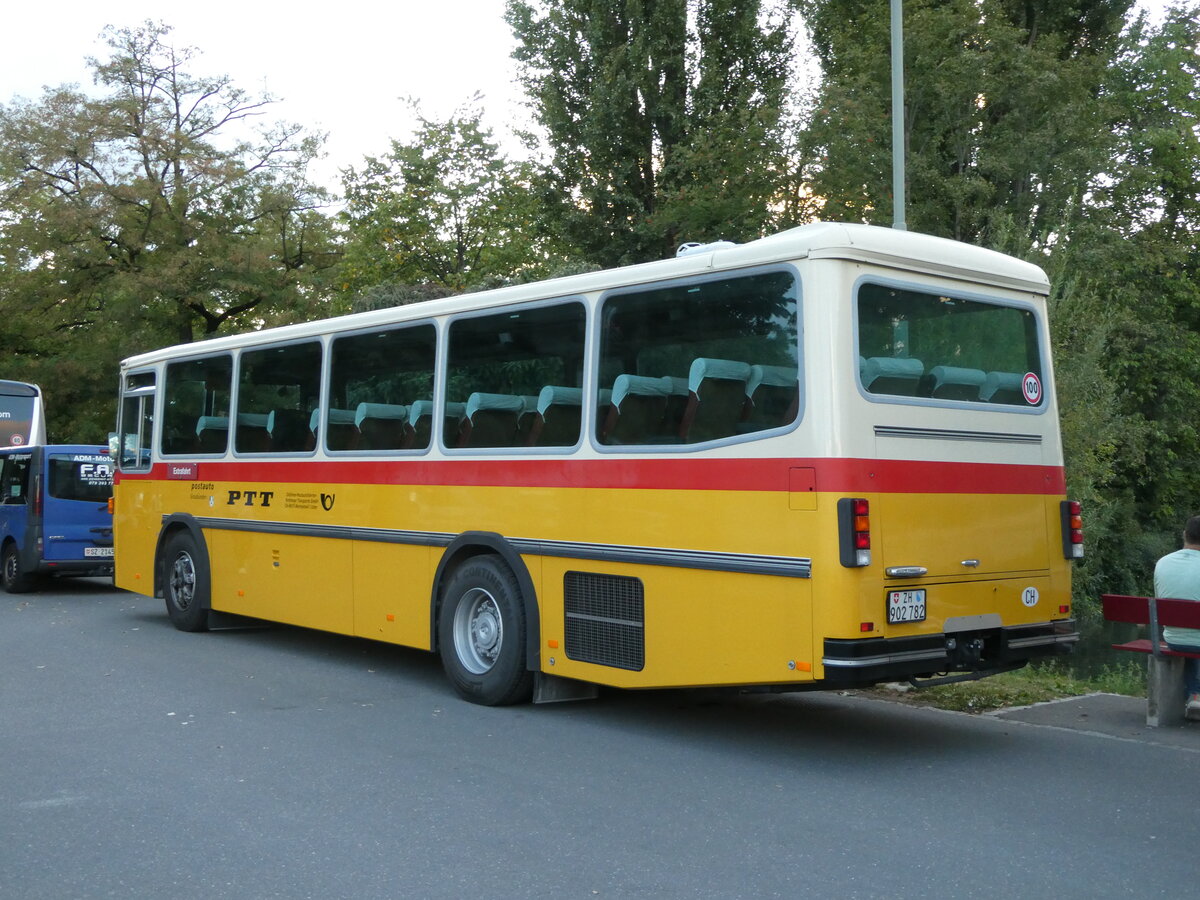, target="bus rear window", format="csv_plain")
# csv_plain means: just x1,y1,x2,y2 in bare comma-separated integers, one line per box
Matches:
48,455,113,503
857,283,1044,407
